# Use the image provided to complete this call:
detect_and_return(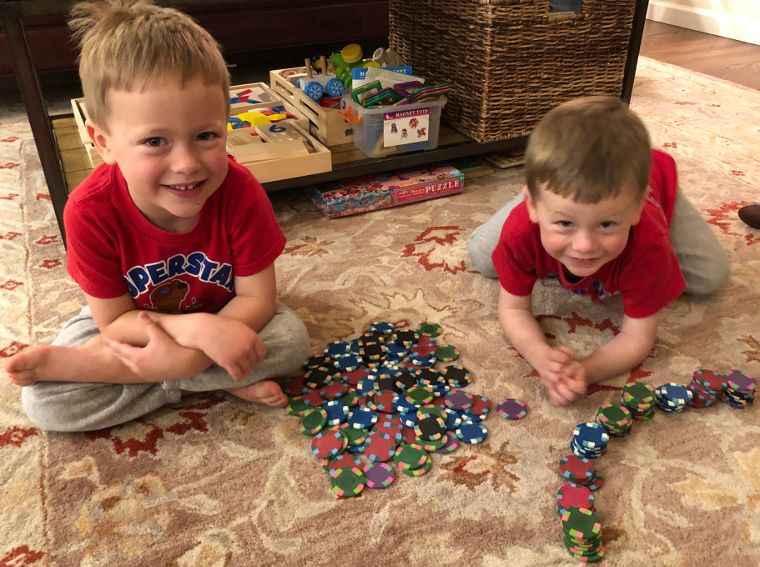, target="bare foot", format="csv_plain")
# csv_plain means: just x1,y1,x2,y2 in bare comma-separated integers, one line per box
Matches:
4,345,61,387
225,380,288,407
